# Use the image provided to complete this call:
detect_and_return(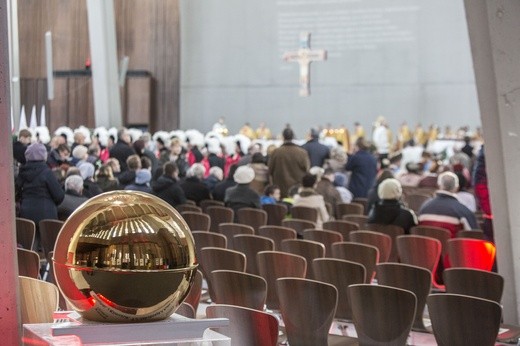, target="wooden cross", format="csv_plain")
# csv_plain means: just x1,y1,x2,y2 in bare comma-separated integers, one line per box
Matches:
283,32,327,97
